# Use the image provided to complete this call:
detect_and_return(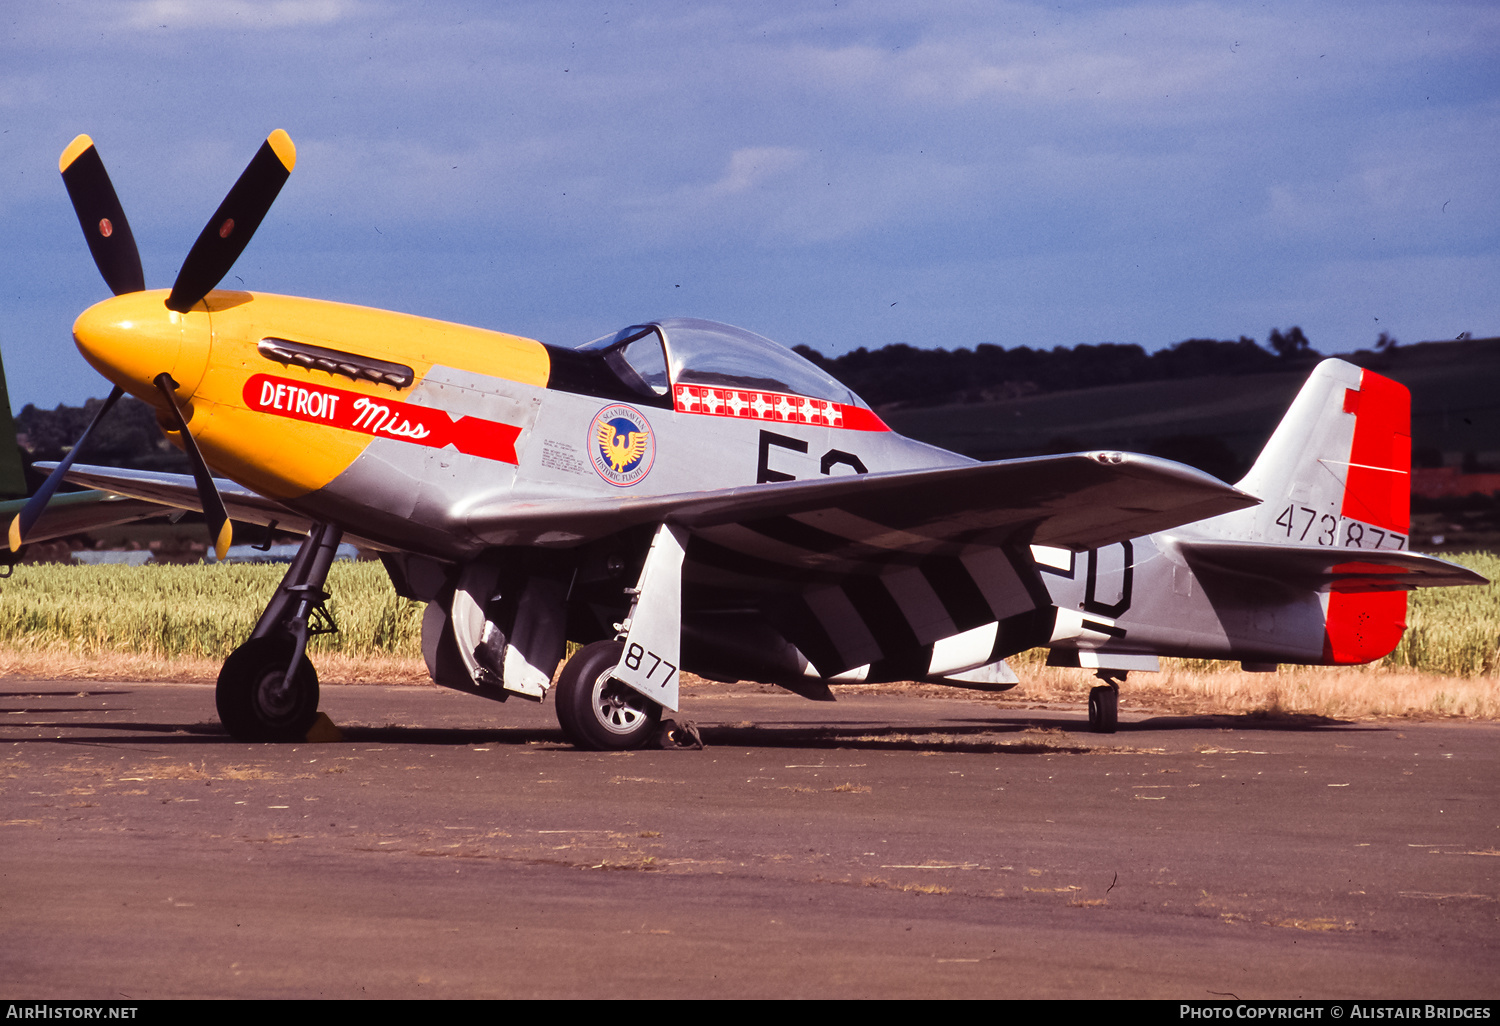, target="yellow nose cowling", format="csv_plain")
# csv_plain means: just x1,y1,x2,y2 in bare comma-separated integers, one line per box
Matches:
72,289,211,404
